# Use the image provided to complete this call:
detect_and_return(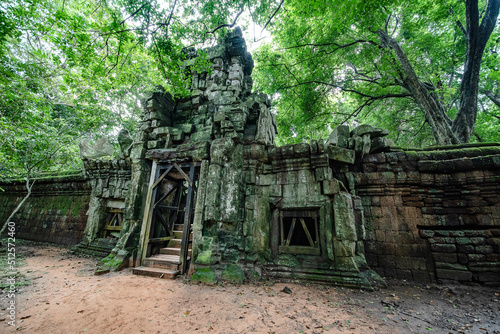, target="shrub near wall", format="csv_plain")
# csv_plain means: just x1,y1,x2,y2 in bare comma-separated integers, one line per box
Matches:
356,144,500,286
0,173,91,245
